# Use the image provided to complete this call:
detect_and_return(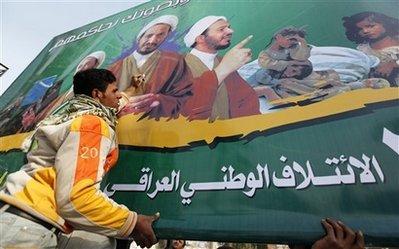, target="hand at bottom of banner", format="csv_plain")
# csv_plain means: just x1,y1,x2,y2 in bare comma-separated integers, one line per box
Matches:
130,212,160,248
311,218,364,249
